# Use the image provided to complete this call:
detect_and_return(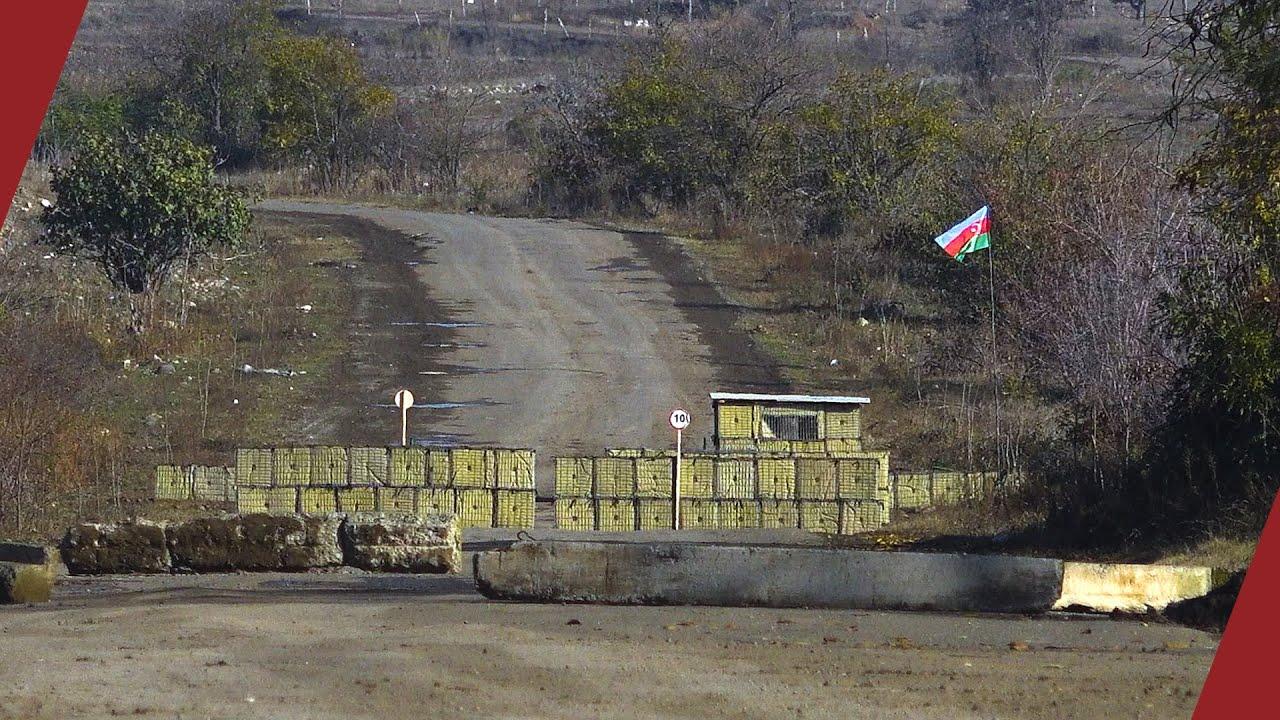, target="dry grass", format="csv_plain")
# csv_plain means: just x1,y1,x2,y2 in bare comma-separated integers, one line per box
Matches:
0,165,362,541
